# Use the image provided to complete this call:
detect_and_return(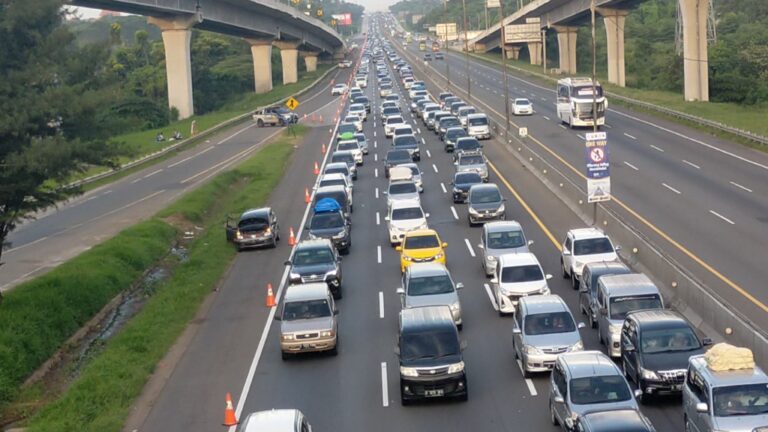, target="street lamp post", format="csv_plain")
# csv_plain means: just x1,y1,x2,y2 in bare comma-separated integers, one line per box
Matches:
498,0,511,136
462,0,471,100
